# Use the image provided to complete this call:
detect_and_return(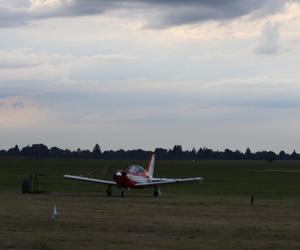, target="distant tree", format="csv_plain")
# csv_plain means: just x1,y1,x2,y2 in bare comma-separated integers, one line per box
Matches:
290,150,299,160
8,145,20,156
20,144,49,157
81,149,92,159
245,147,252,160
224,149,233,160
173,145,183,153
254,151,268,160
171,145,183,159
92,144,102,158
64,149,72,158
49,147,66,158
154,148,168,159
279,150,288,160
32,144,49,157
233,150,243,160
191,147,197,158
267,151,277,163
21,145,31,157
197,148,205,159
1,143,298,160
202,147,214,159
102,150,115,159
